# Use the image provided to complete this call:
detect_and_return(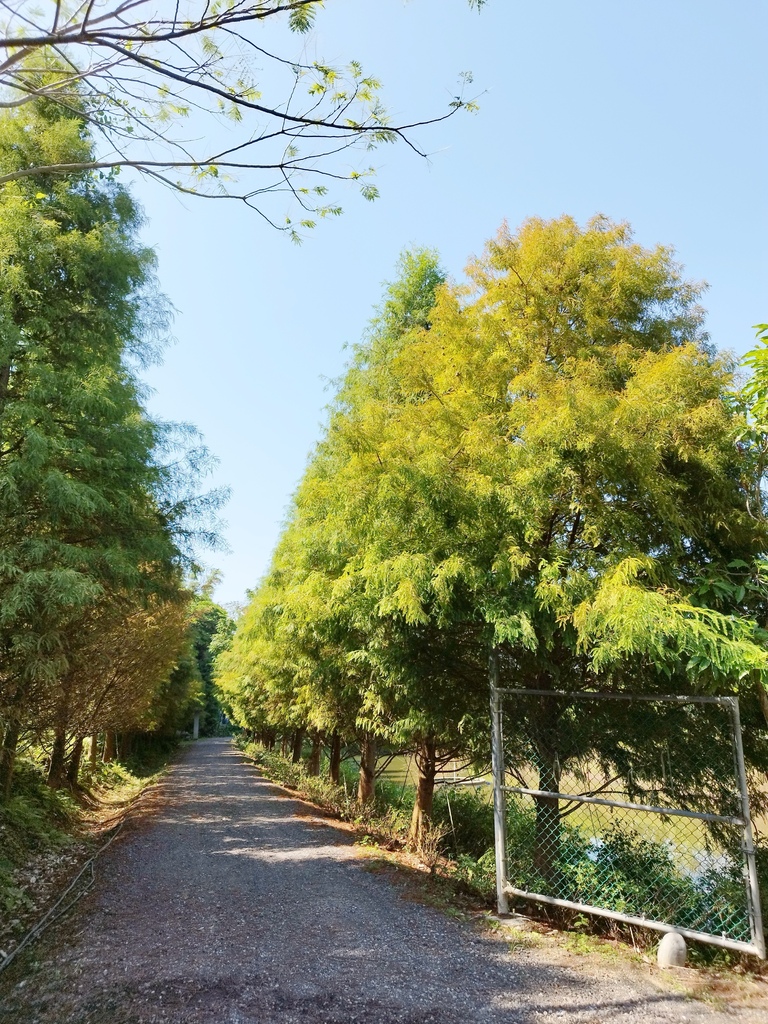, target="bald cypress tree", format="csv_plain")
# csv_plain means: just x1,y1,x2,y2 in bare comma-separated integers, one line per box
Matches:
0,75,194,796
224,221,768,854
